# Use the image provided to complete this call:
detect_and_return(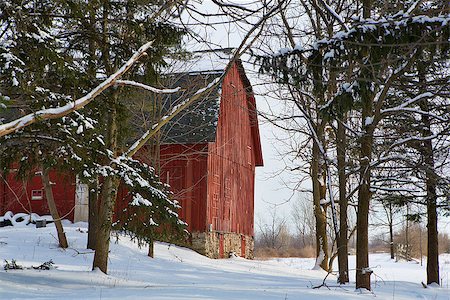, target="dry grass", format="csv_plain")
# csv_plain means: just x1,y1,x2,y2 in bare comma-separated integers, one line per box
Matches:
254,245,316,259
